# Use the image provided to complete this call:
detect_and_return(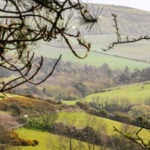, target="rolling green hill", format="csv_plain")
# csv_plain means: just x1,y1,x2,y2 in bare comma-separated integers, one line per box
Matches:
16,128,102,150
57,112,149,140
35,4,150,70
74,82,150,105
16,112,149,150
0,93,148,150
63,81,150,105
37,39,150,71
